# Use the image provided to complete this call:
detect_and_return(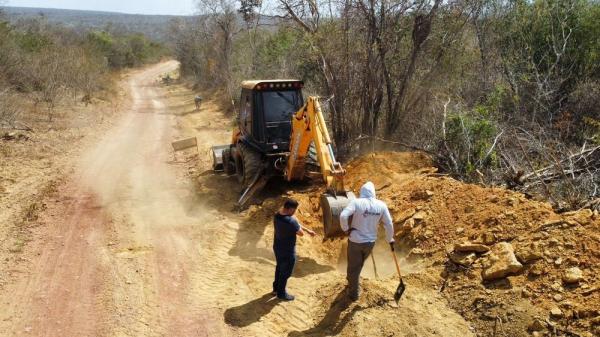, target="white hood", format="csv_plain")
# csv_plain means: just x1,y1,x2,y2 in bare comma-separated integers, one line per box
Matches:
340,180,394,243
359,181,376,199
